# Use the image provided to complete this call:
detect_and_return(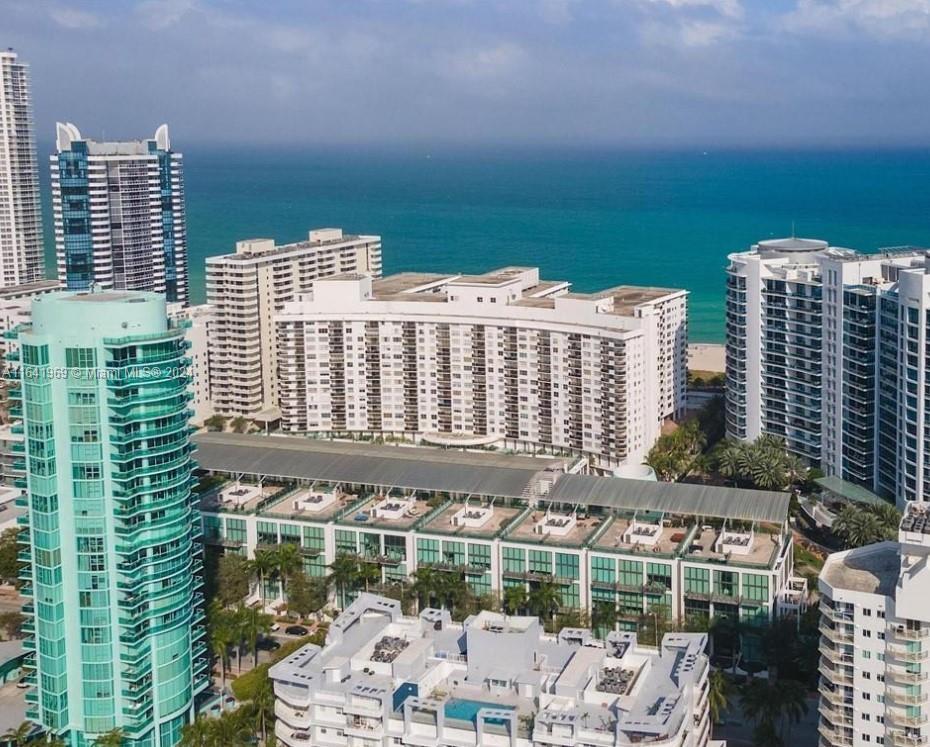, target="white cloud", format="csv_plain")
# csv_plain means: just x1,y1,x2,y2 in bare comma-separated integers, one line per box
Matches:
48,6,103,29
643,0,743,20
440,41,529,82
640,17,738,47
136,0,198,30
782,0,930,38
538,0,579,25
